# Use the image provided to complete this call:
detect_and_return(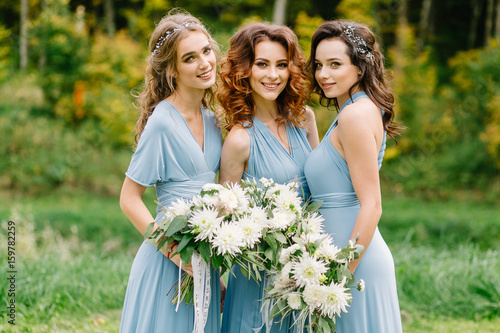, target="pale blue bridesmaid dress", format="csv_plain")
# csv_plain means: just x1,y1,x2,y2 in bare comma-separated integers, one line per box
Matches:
222,117,312,333
304,91,402,332
120,101,222,333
